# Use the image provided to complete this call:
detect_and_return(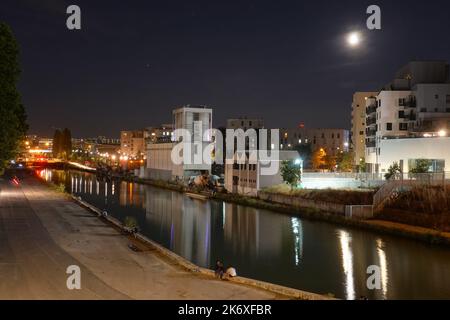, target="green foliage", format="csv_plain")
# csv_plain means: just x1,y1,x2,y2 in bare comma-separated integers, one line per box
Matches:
312,149,326,170
410,159,431,174
280,160,301,191
385,162,402,180
336,151,353,172
358,157,367,173
323,154,337,171
294,143,312,166
0,22,28,170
